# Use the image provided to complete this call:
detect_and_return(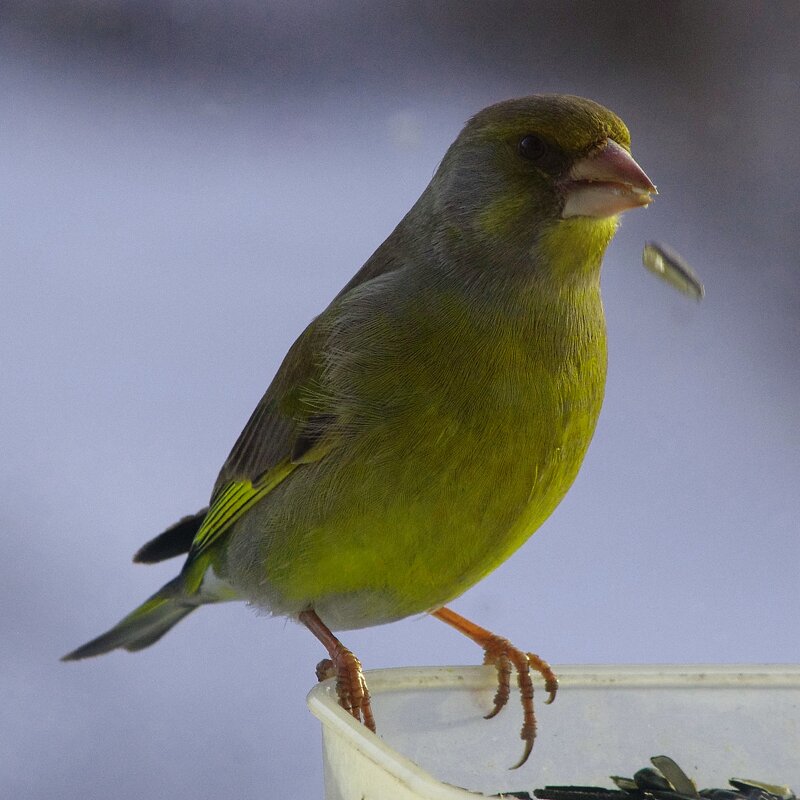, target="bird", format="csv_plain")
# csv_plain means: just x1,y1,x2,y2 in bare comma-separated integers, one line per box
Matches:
63,94,656,768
